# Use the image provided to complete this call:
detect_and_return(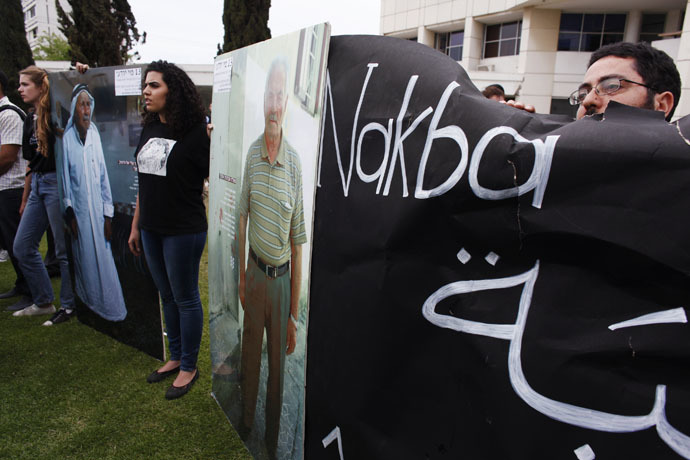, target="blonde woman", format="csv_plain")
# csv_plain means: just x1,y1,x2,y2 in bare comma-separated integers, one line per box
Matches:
13,66,75,325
